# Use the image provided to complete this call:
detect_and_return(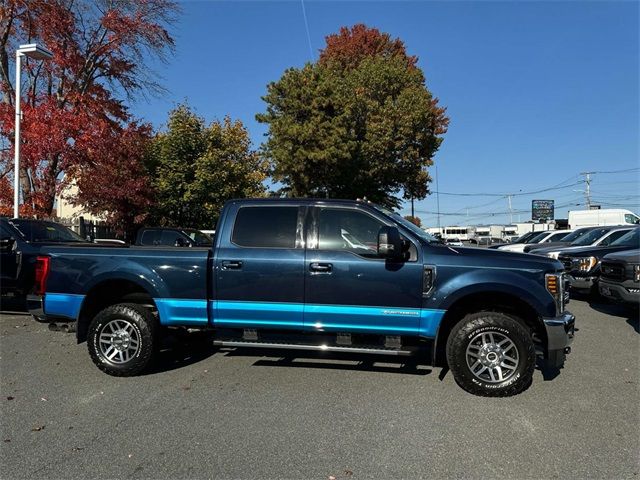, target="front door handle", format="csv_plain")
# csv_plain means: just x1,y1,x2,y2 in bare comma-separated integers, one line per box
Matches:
221,260,243,270
310,262,332,273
